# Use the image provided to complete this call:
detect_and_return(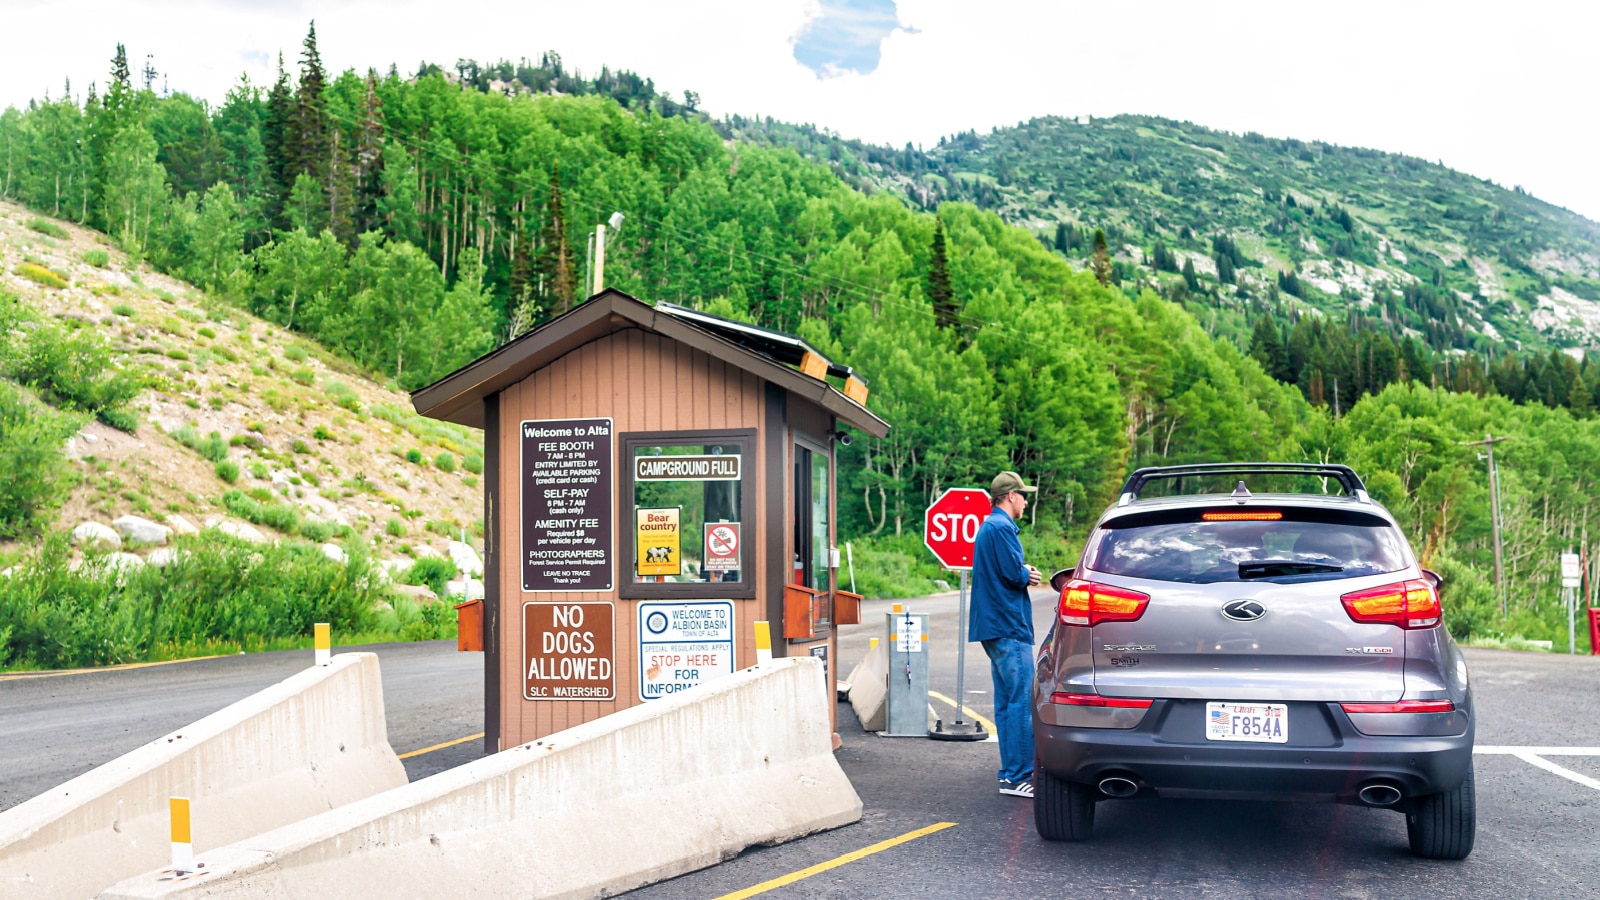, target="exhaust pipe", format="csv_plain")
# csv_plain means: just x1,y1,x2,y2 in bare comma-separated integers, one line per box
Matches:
1098,776,1139,798
1358,783,1402,806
